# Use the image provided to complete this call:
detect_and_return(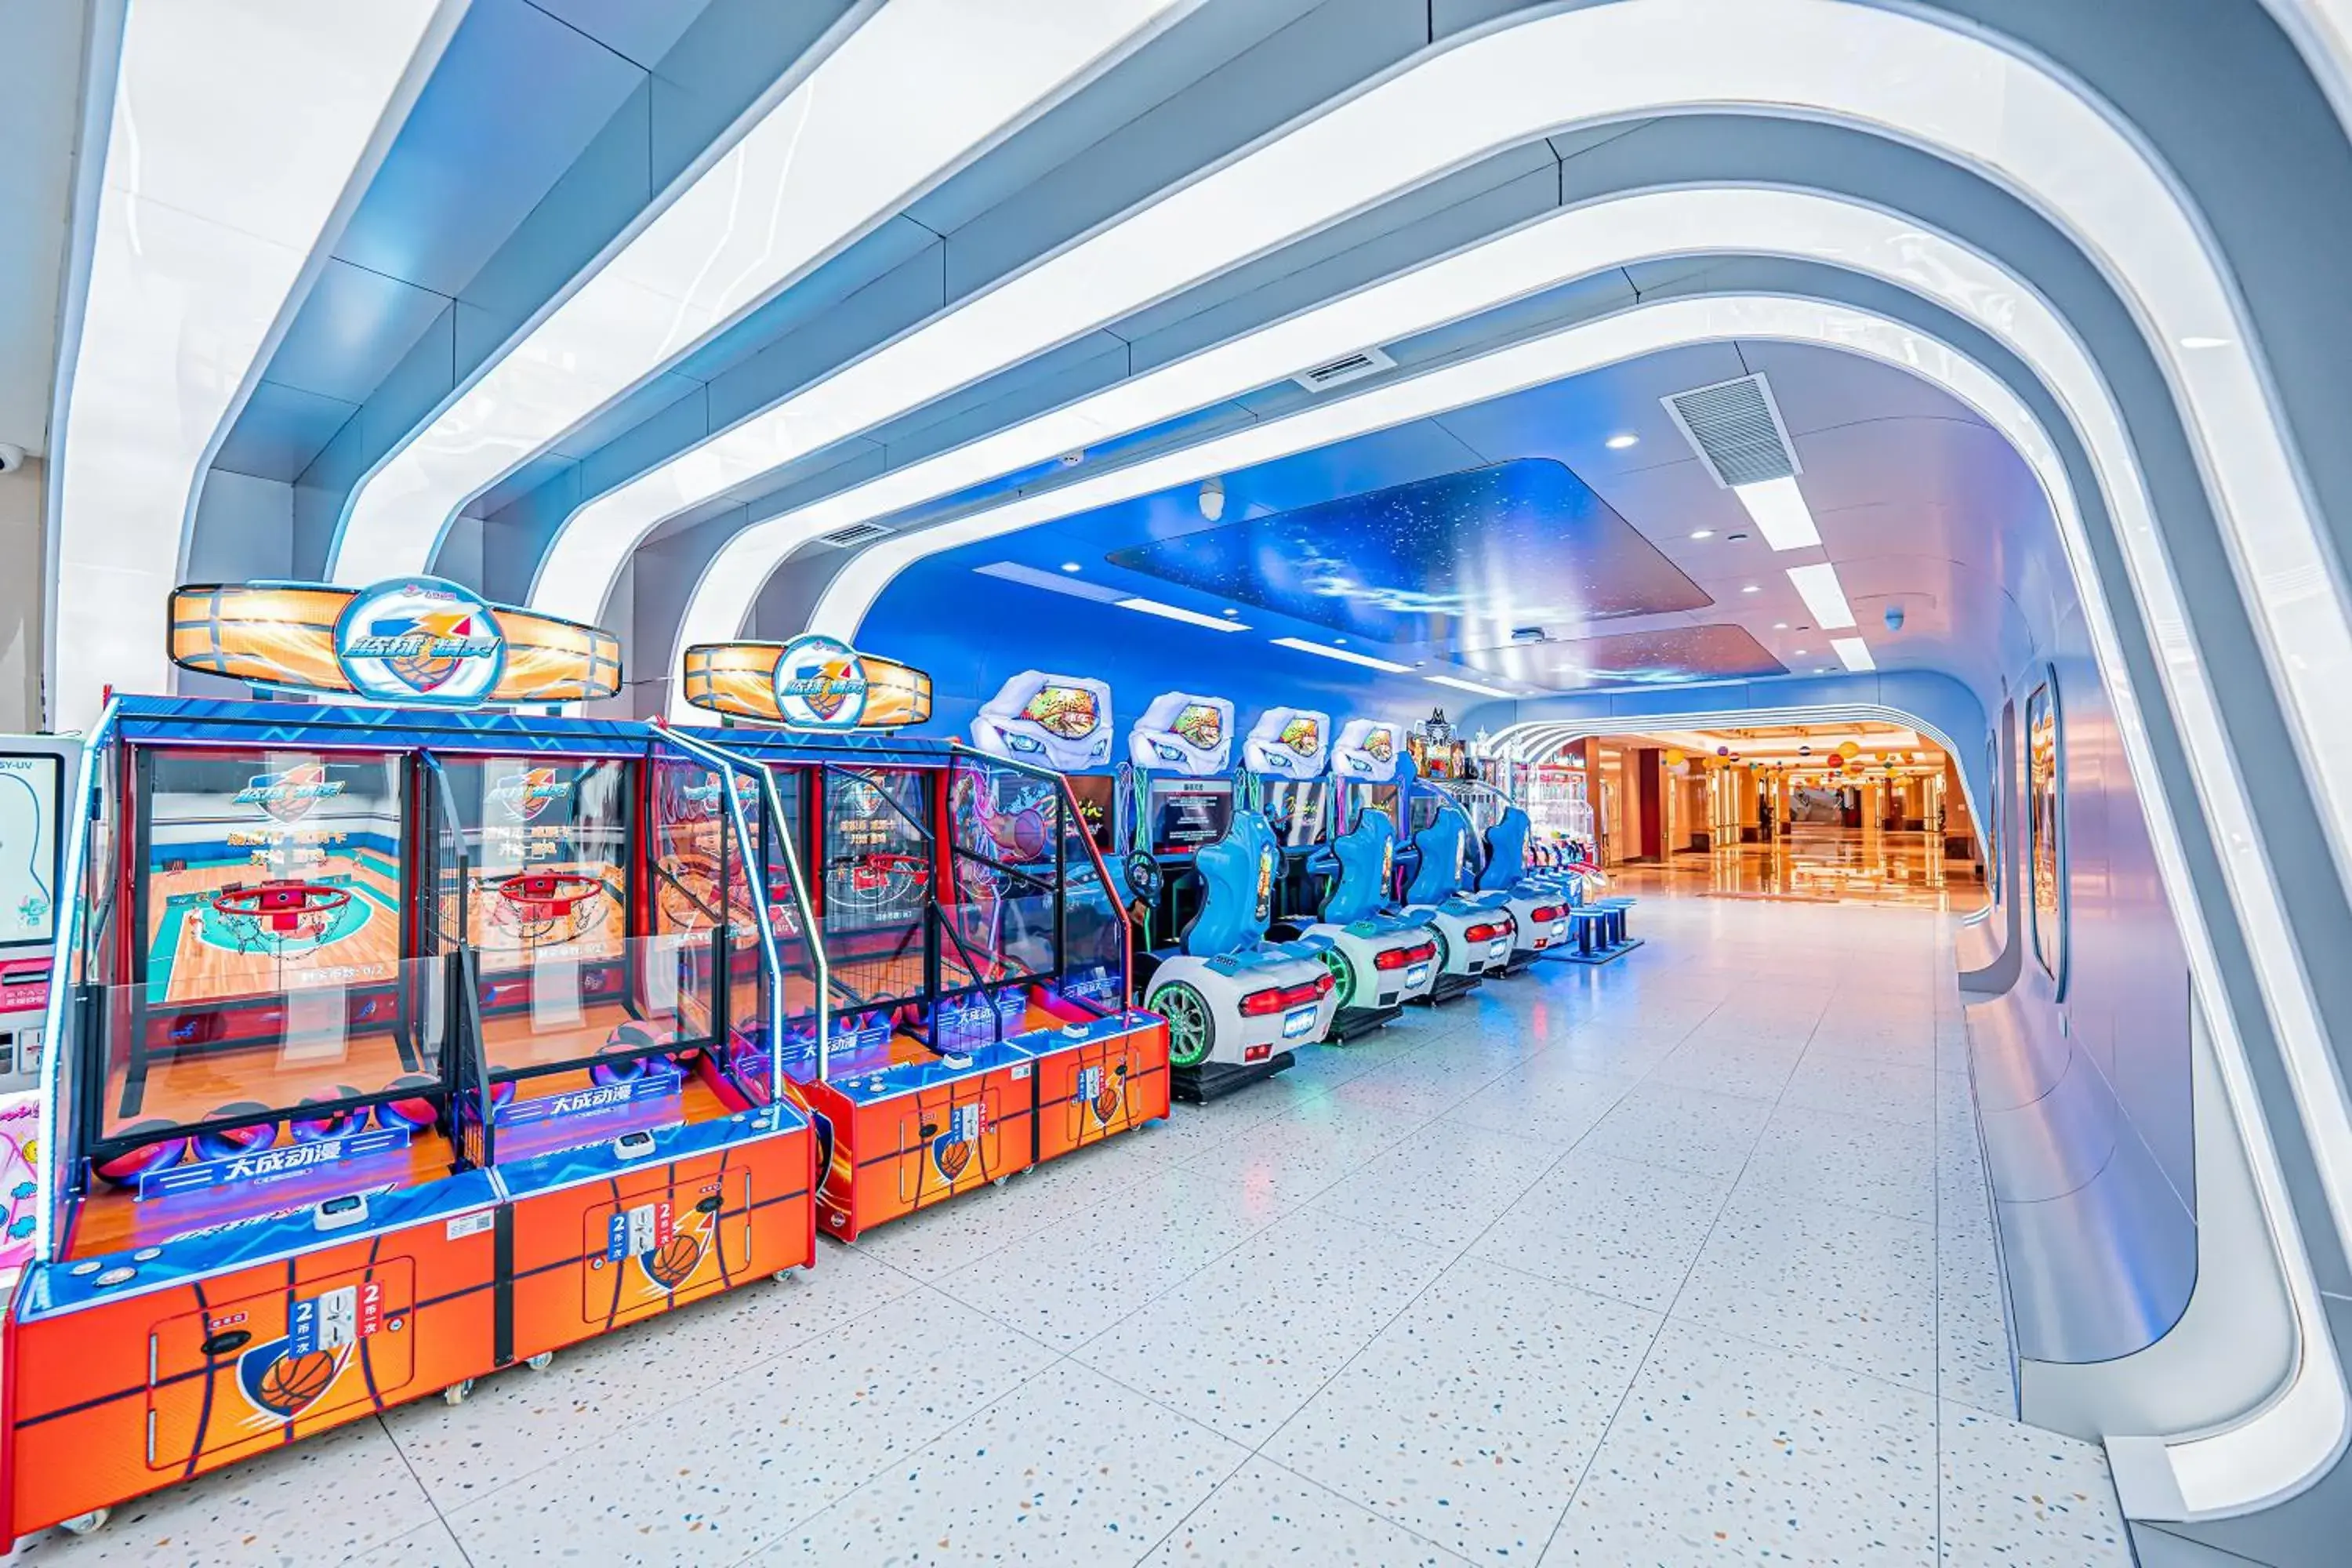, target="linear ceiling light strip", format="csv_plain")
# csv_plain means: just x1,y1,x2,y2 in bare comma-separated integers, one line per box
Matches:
48,0,466,731
804,281,2349,1518
631,0,2352,911
329,0,1196,590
